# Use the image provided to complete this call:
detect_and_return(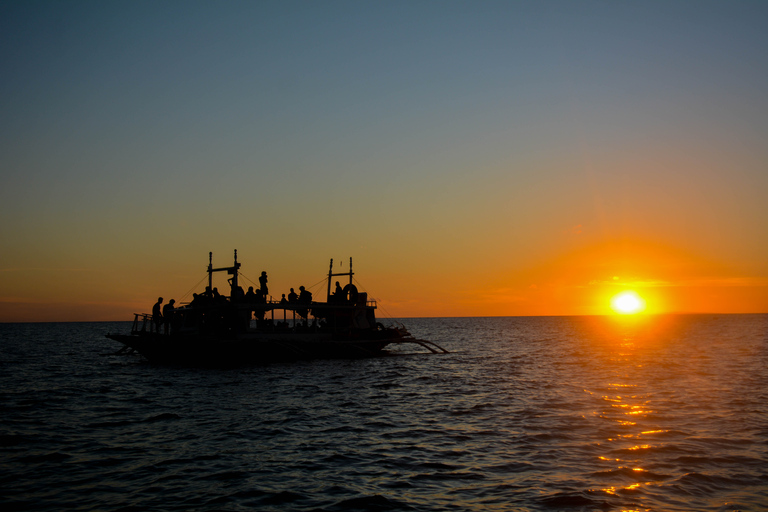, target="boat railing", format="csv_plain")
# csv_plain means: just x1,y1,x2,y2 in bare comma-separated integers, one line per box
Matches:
128,297,379,336
258,299,377,309
177,298,377,311
131,313,163,335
